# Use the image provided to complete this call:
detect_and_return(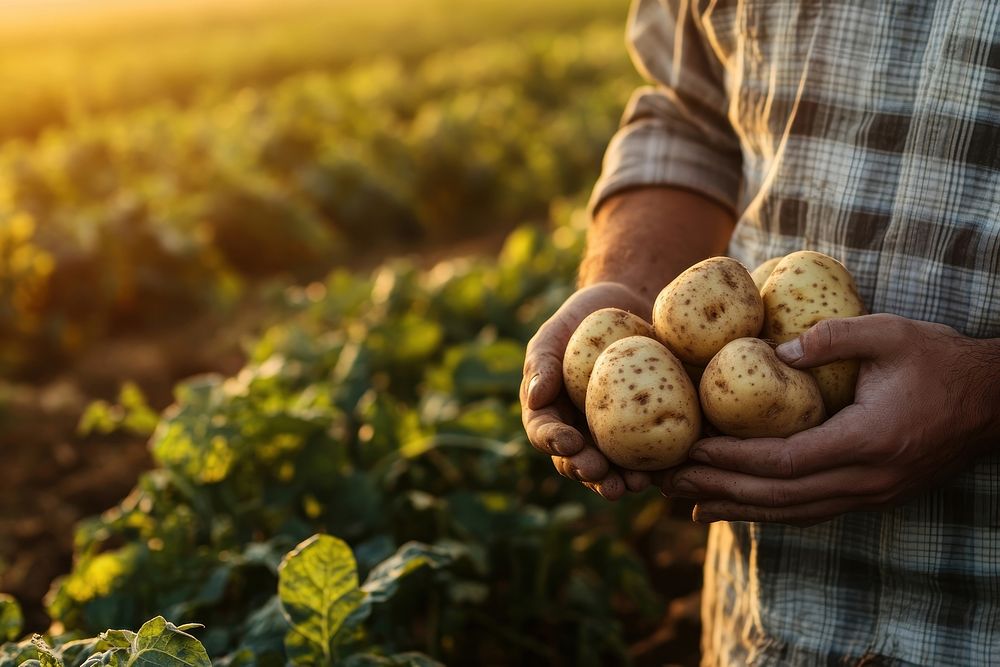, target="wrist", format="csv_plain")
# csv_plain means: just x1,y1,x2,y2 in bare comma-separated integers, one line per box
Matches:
579,186,736,304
